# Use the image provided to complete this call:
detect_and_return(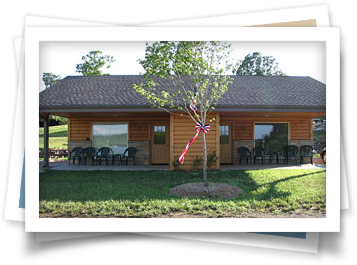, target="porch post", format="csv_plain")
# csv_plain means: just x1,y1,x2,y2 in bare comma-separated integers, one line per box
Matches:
43,115,50,169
